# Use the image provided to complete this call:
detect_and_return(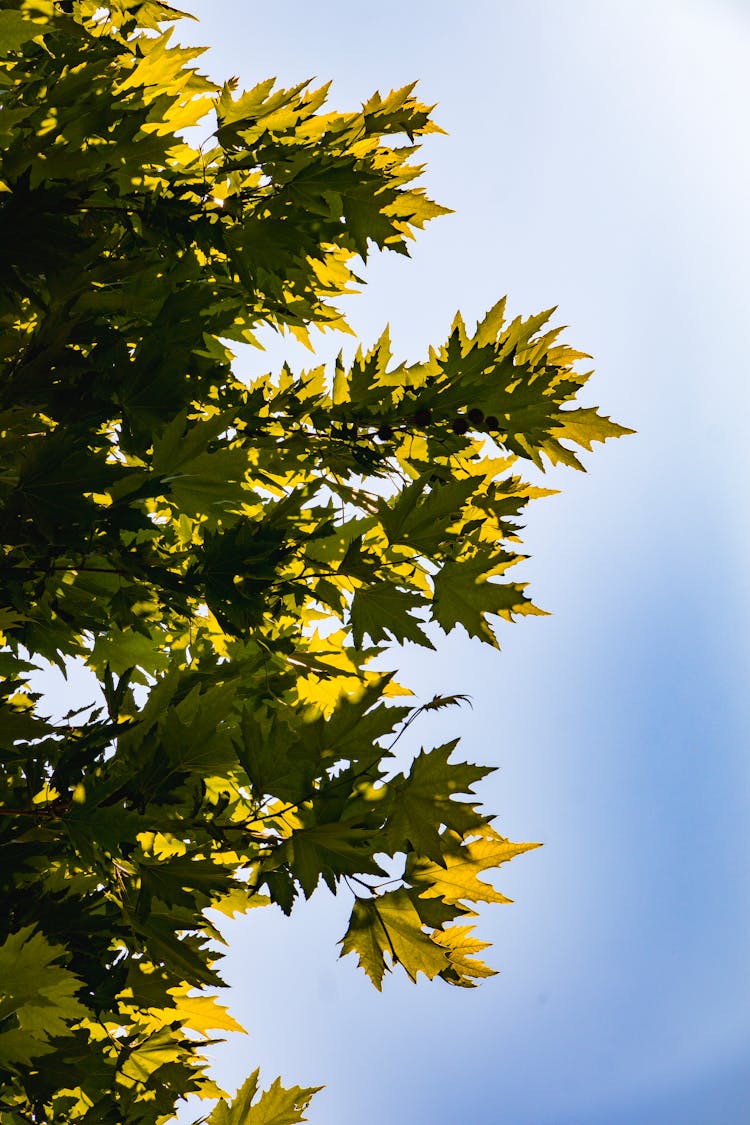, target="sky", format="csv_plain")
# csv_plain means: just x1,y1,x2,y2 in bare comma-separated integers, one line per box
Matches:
32,1,750,1121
